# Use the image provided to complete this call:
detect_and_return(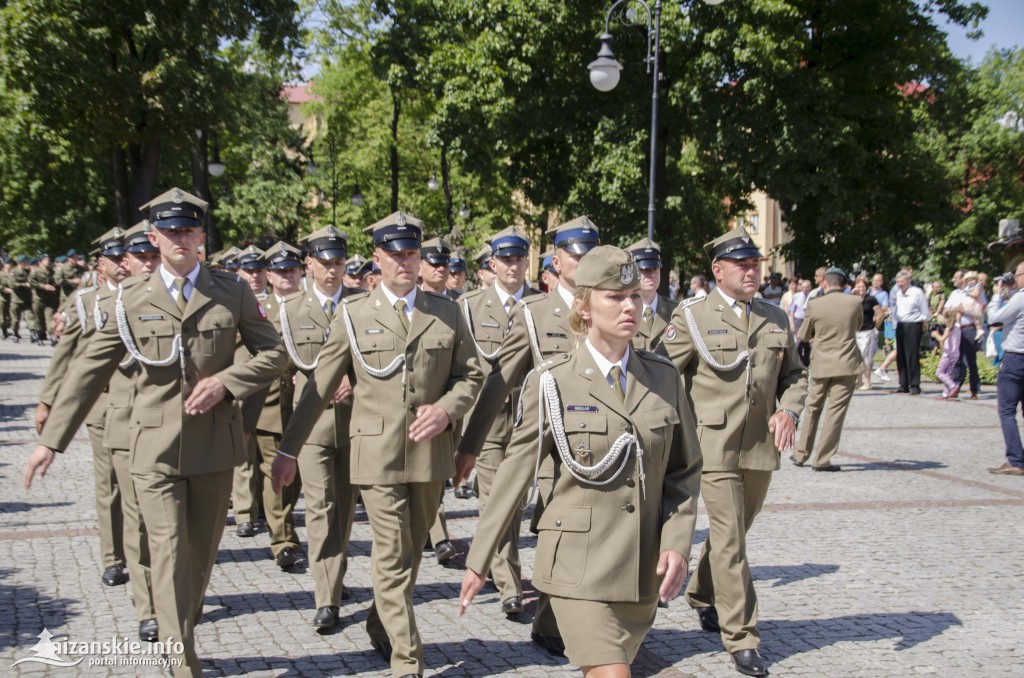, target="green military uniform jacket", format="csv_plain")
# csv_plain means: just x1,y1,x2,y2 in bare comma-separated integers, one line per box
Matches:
658,288,807,472
798,291,863,378
253,293,296,435
279,285,483,484
459,283,542,445
29,265,58,305
11,266,32,303
40,265,287,476
55,262,85,306
459,287,578,457
281,288,361,449
466,348,702,602
632,294,679,352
